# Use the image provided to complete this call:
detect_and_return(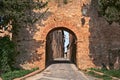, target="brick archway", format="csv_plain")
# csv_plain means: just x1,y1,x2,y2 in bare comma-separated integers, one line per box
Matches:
39,21,95,70
40,21,80,68
15,0,120,71
41,21,80,40
45,27,78,67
